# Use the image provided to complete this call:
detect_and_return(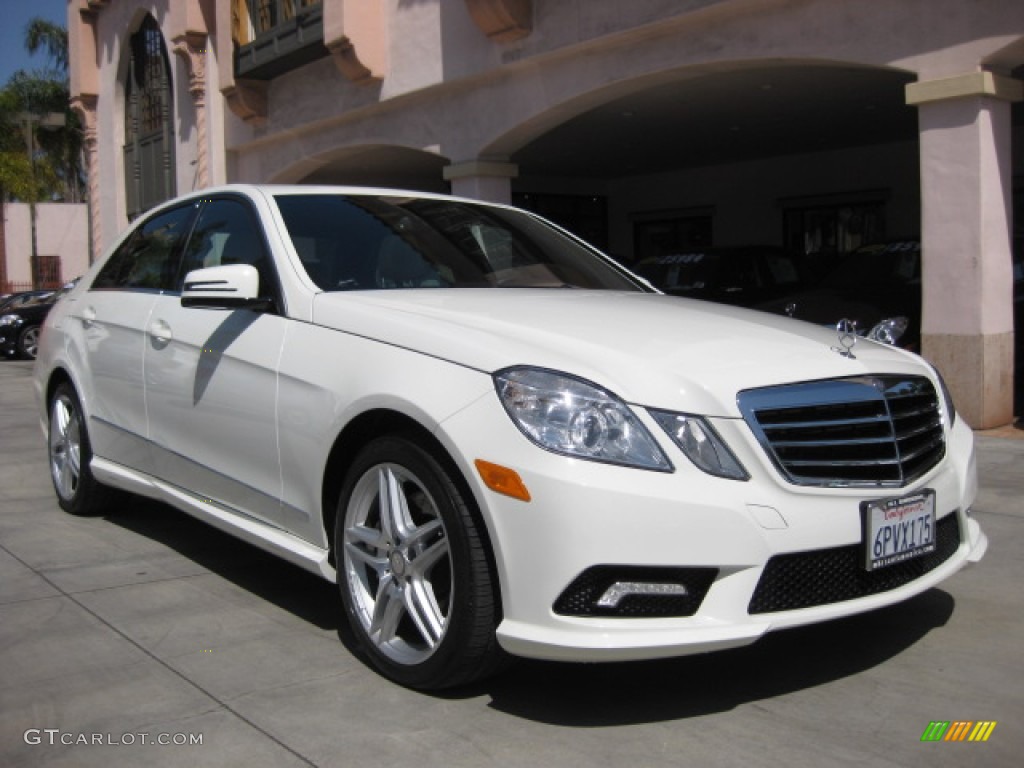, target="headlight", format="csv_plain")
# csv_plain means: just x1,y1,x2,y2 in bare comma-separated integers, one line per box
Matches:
932,367,957,427
494,367,672,471
0,314,20,326
649,411,749,480
866,317,908,345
